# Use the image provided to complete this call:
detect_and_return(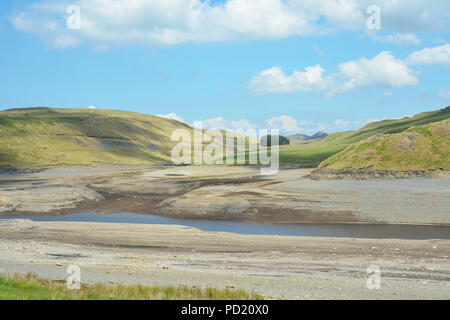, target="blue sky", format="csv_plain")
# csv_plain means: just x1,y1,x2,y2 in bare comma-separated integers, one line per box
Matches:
0,0,449,135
